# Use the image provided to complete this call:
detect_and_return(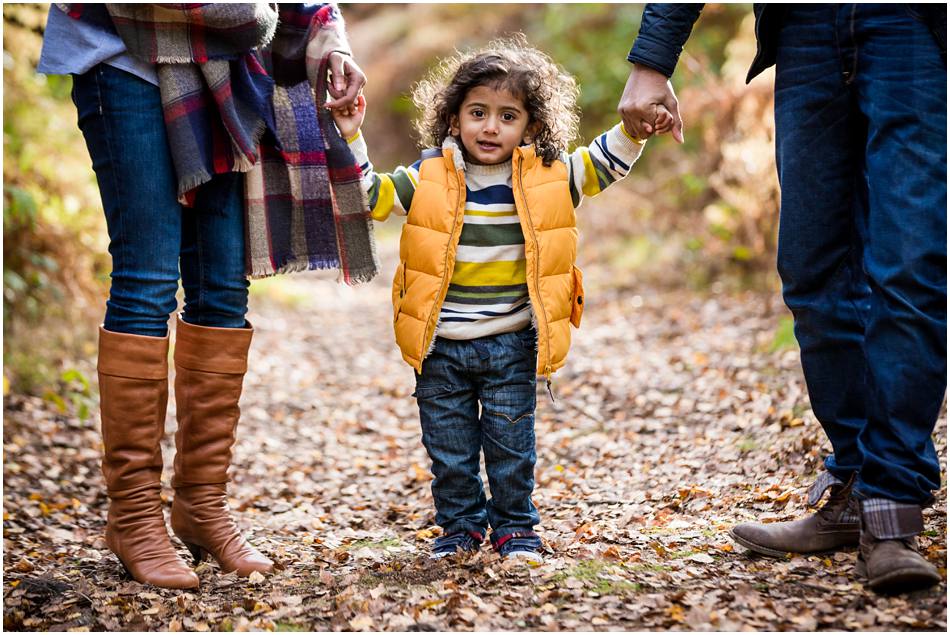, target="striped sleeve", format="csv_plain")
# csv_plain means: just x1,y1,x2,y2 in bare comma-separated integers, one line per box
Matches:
566,123,646,208
347,131,419,221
